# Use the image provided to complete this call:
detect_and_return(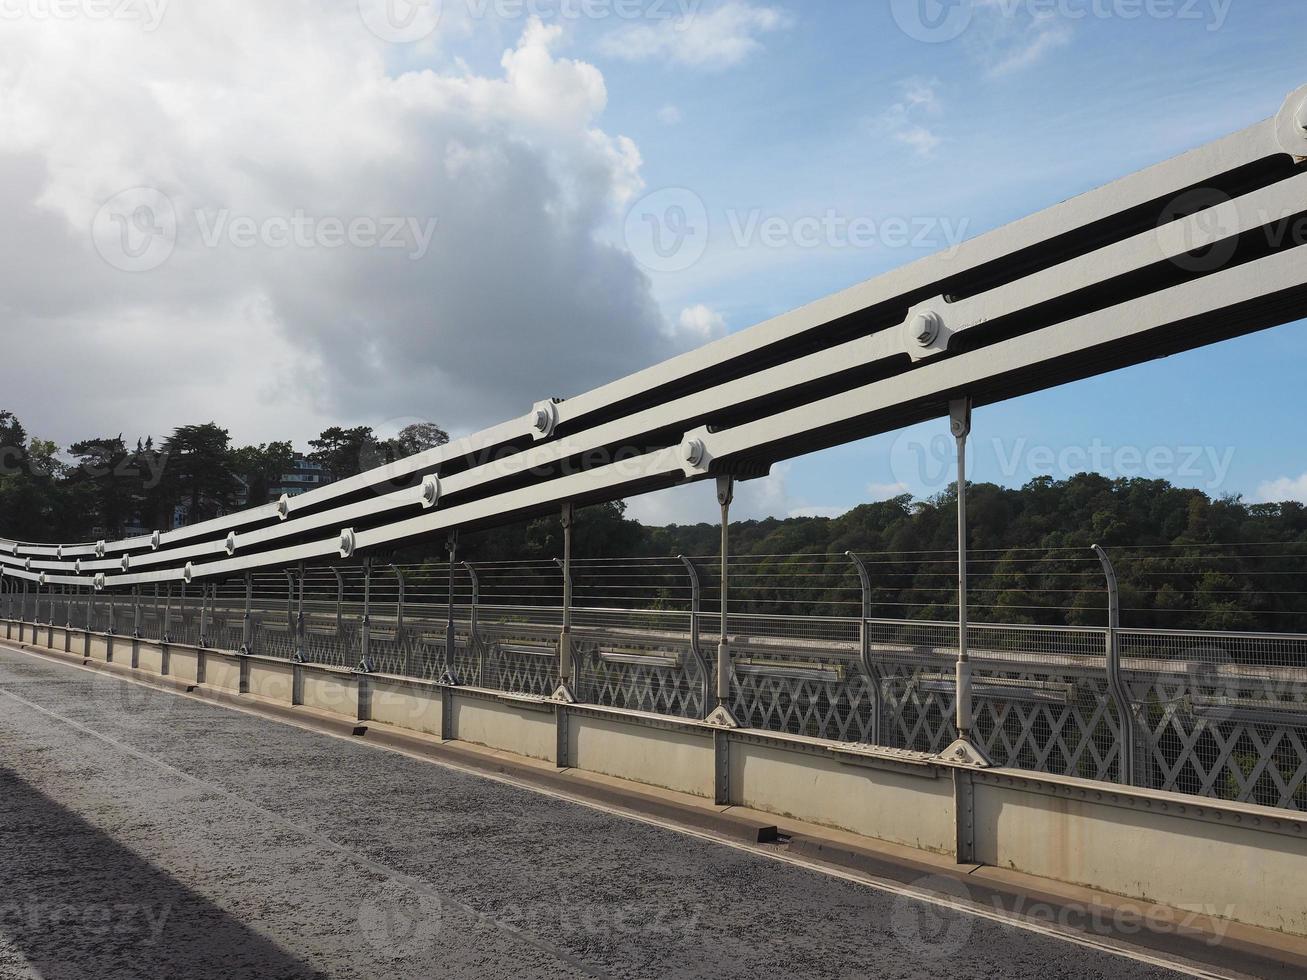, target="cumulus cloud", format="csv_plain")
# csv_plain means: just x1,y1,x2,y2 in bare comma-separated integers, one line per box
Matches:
968,2,1075,77
1256,474,1307,505
0,6,674,446
598,1,791,70
877,77,944,158
669,303,728,345
867,481,911,500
